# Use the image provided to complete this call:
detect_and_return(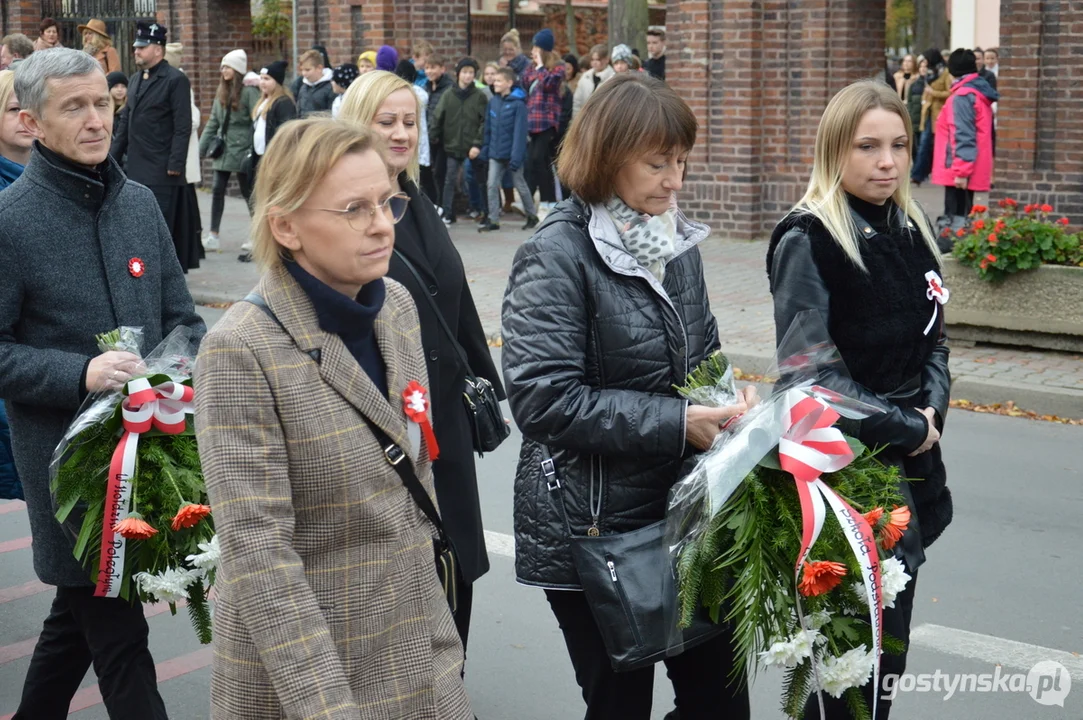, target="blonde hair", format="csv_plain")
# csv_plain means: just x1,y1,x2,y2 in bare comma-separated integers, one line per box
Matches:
250,118,386,270
0,70,15,118
253,79,292,120
501,29,521,51
338,70,420,183
791,80,938,270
